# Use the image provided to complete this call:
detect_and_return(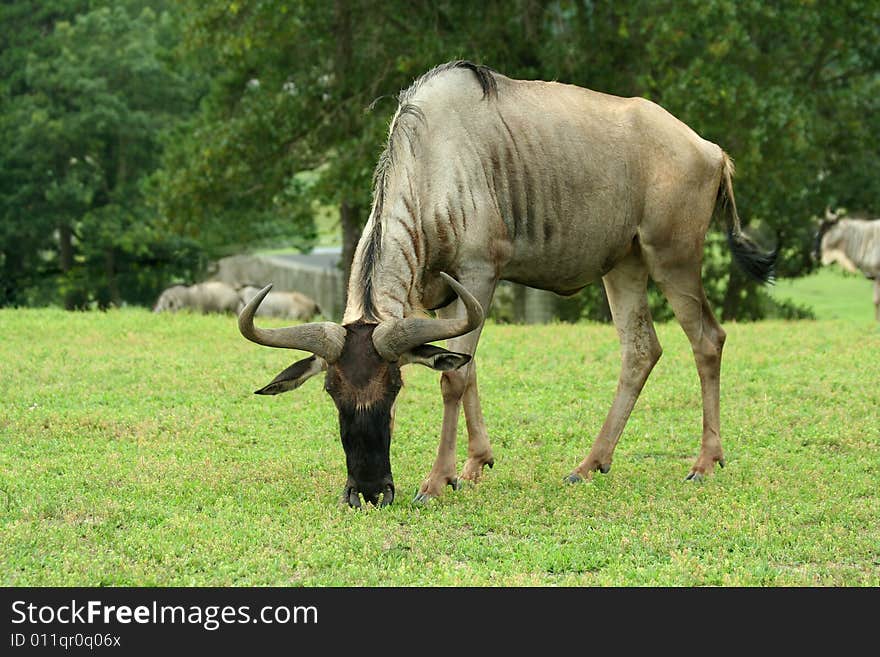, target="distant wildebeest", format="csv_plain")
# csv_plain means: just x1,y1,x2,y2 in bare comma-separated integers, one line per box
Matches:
813,208,880,321
236,285,321,321
153,281,240,314
239,61,776,508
